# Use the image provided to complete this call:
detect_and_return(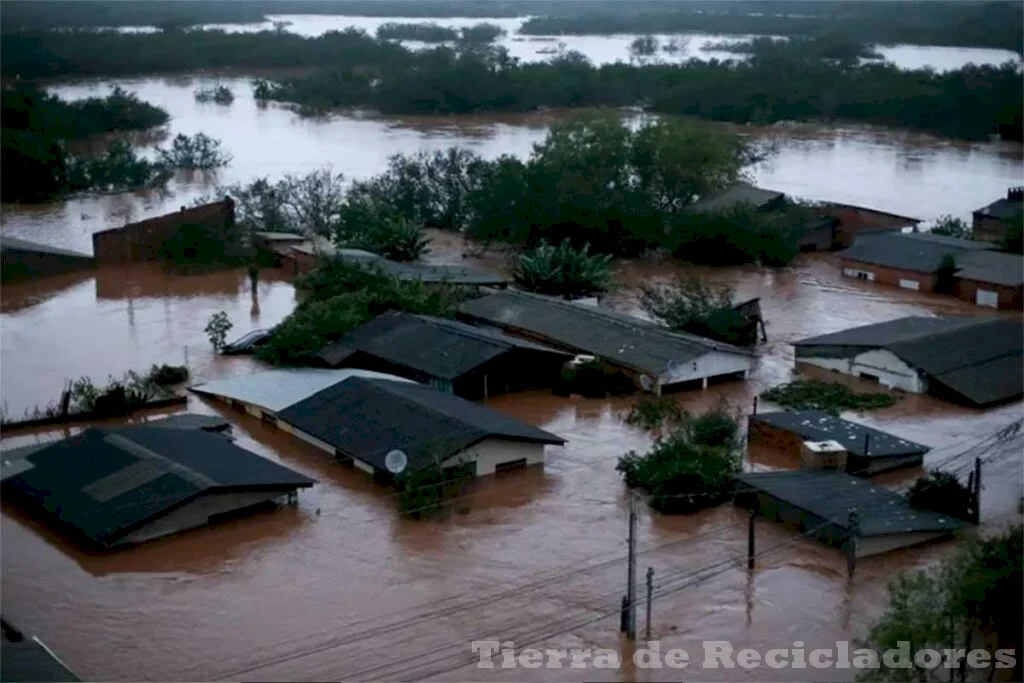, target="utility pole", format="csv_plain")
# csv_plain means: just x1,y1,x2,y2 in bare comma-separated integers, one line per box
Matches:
847,509,859,579
624,492,638,640
747,508,757,569
645,567,654,641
